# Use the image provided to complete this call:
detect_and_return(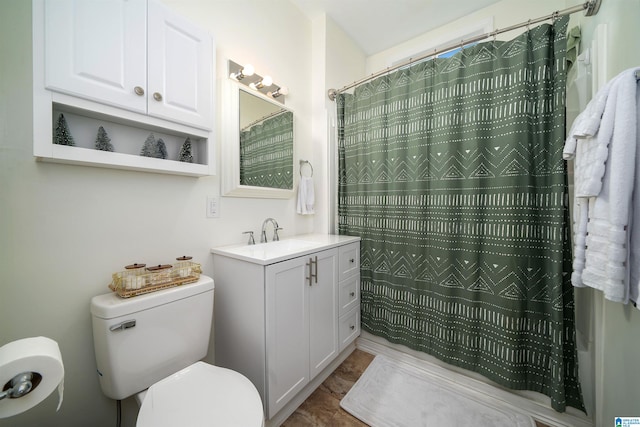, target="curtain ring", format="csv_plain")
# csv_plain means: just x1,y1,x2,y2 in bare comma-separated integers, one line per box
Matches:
552,11,560,23
527,19,531,31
